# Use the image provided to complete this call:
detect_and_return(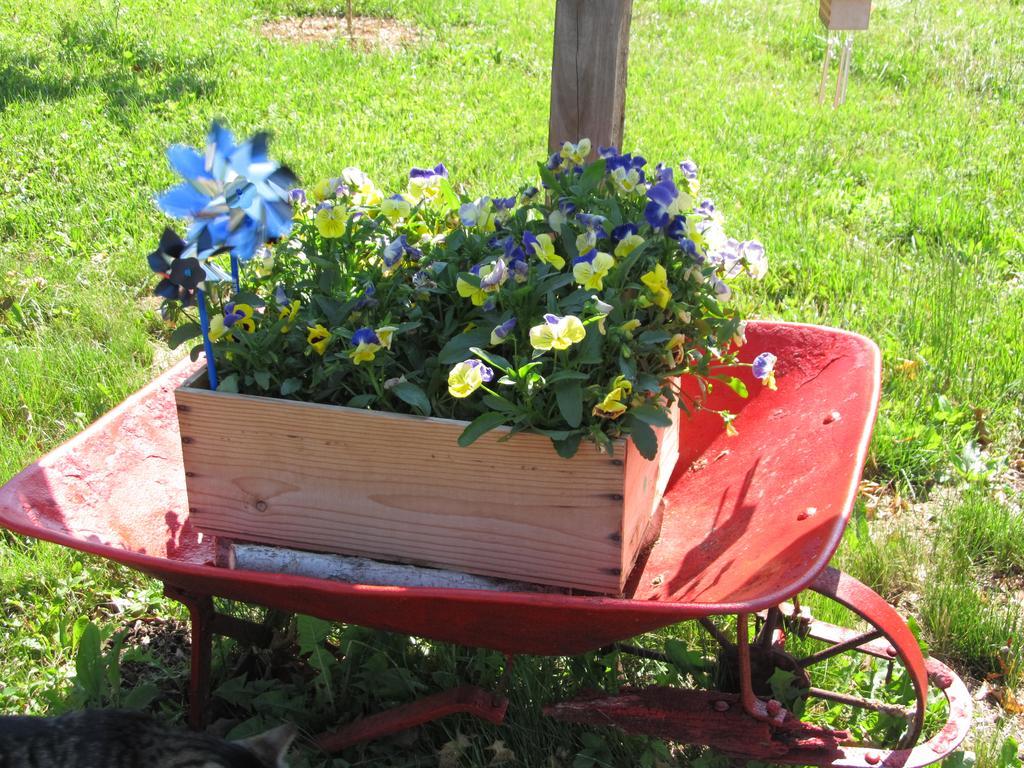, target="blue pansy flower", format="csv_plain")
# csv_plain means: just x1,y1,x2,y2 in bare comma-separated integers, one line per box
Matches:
576,213,608,238
611,222,638,243
598,145,619,159
354,282,378,310
545,152,563,171
679,159,699,180
752,351,777,383
382,235,422,269
478,258,508,290
490,317,517,345
352,327,381,346
156,121,298,262
645,179,692,230
503,239,529,283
